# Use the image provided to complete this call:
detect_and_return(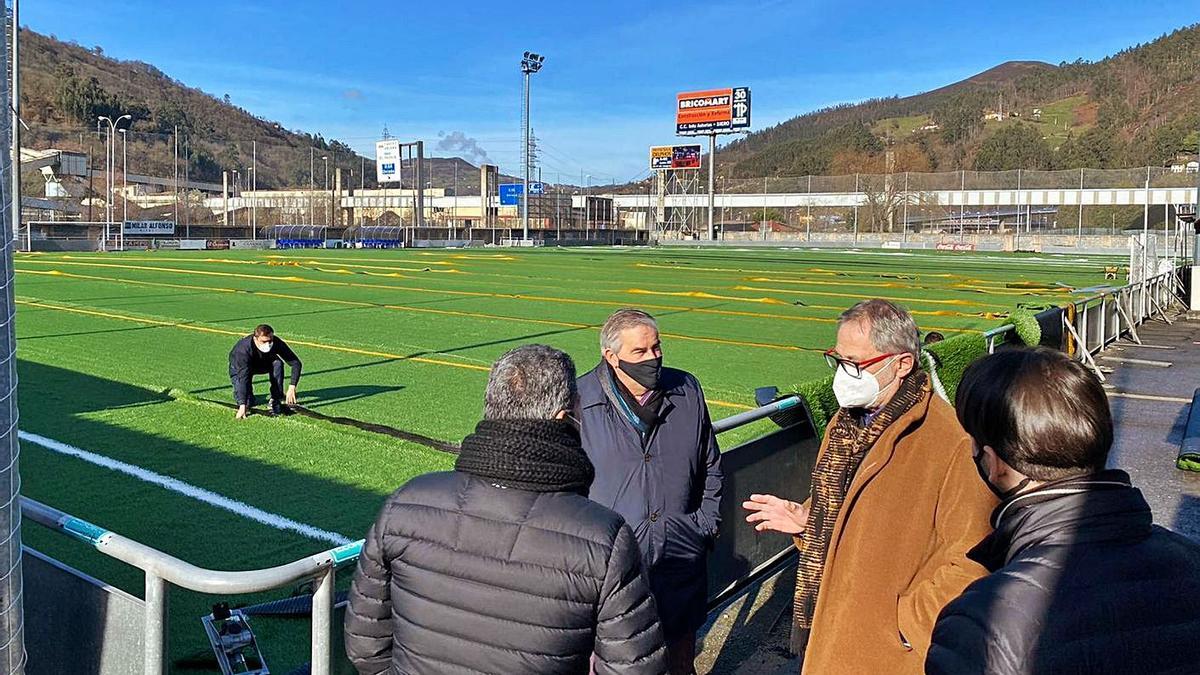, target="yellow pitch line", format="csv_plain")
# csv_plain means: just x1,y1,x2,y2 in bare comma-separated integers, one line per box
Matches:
14,258,851,326
72,254,465,275
19,257,983,335
17,269,824,353
14,299,491,372
17,297,753,411
731,285,991,308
